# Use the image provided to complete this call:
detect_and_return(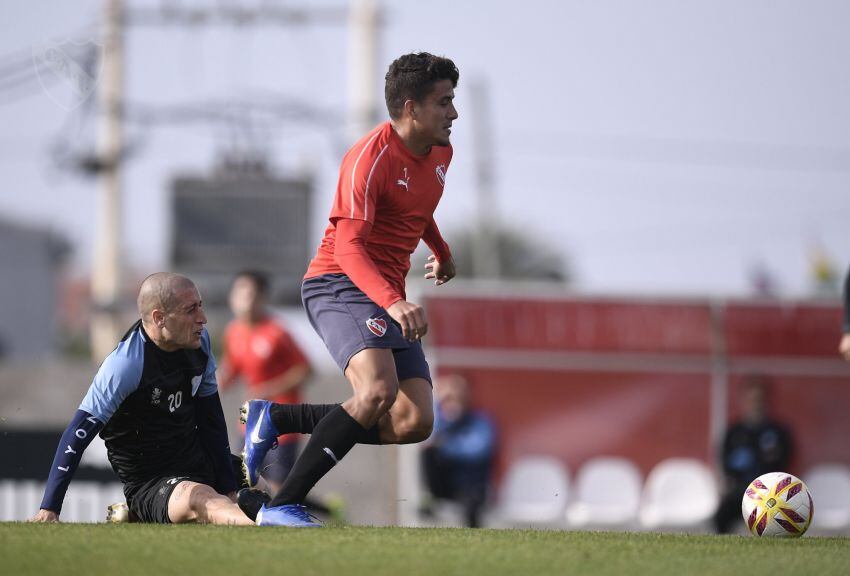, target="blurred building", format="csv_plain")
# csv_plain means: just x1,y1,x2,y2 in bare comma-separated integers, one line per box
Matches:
170,160,312,305
0,217,69,361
